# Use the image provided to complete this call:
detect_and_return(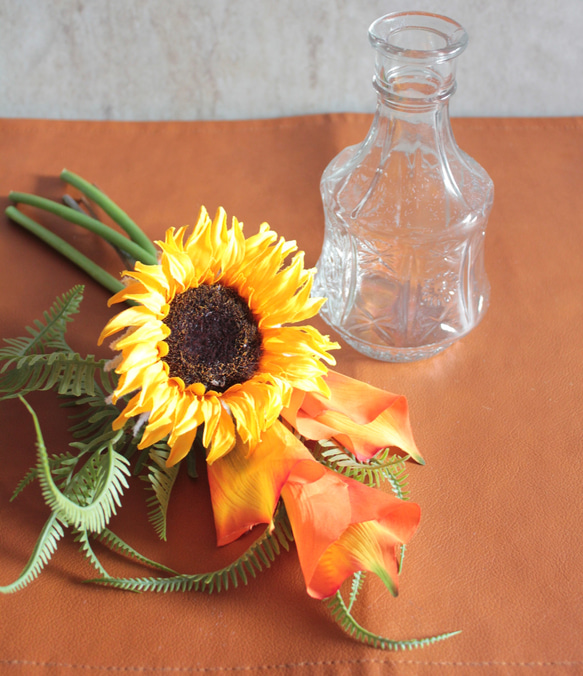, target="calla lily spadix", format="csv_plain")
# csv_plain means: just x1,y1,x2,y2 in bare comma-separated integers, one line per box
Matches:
99,205,424,599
